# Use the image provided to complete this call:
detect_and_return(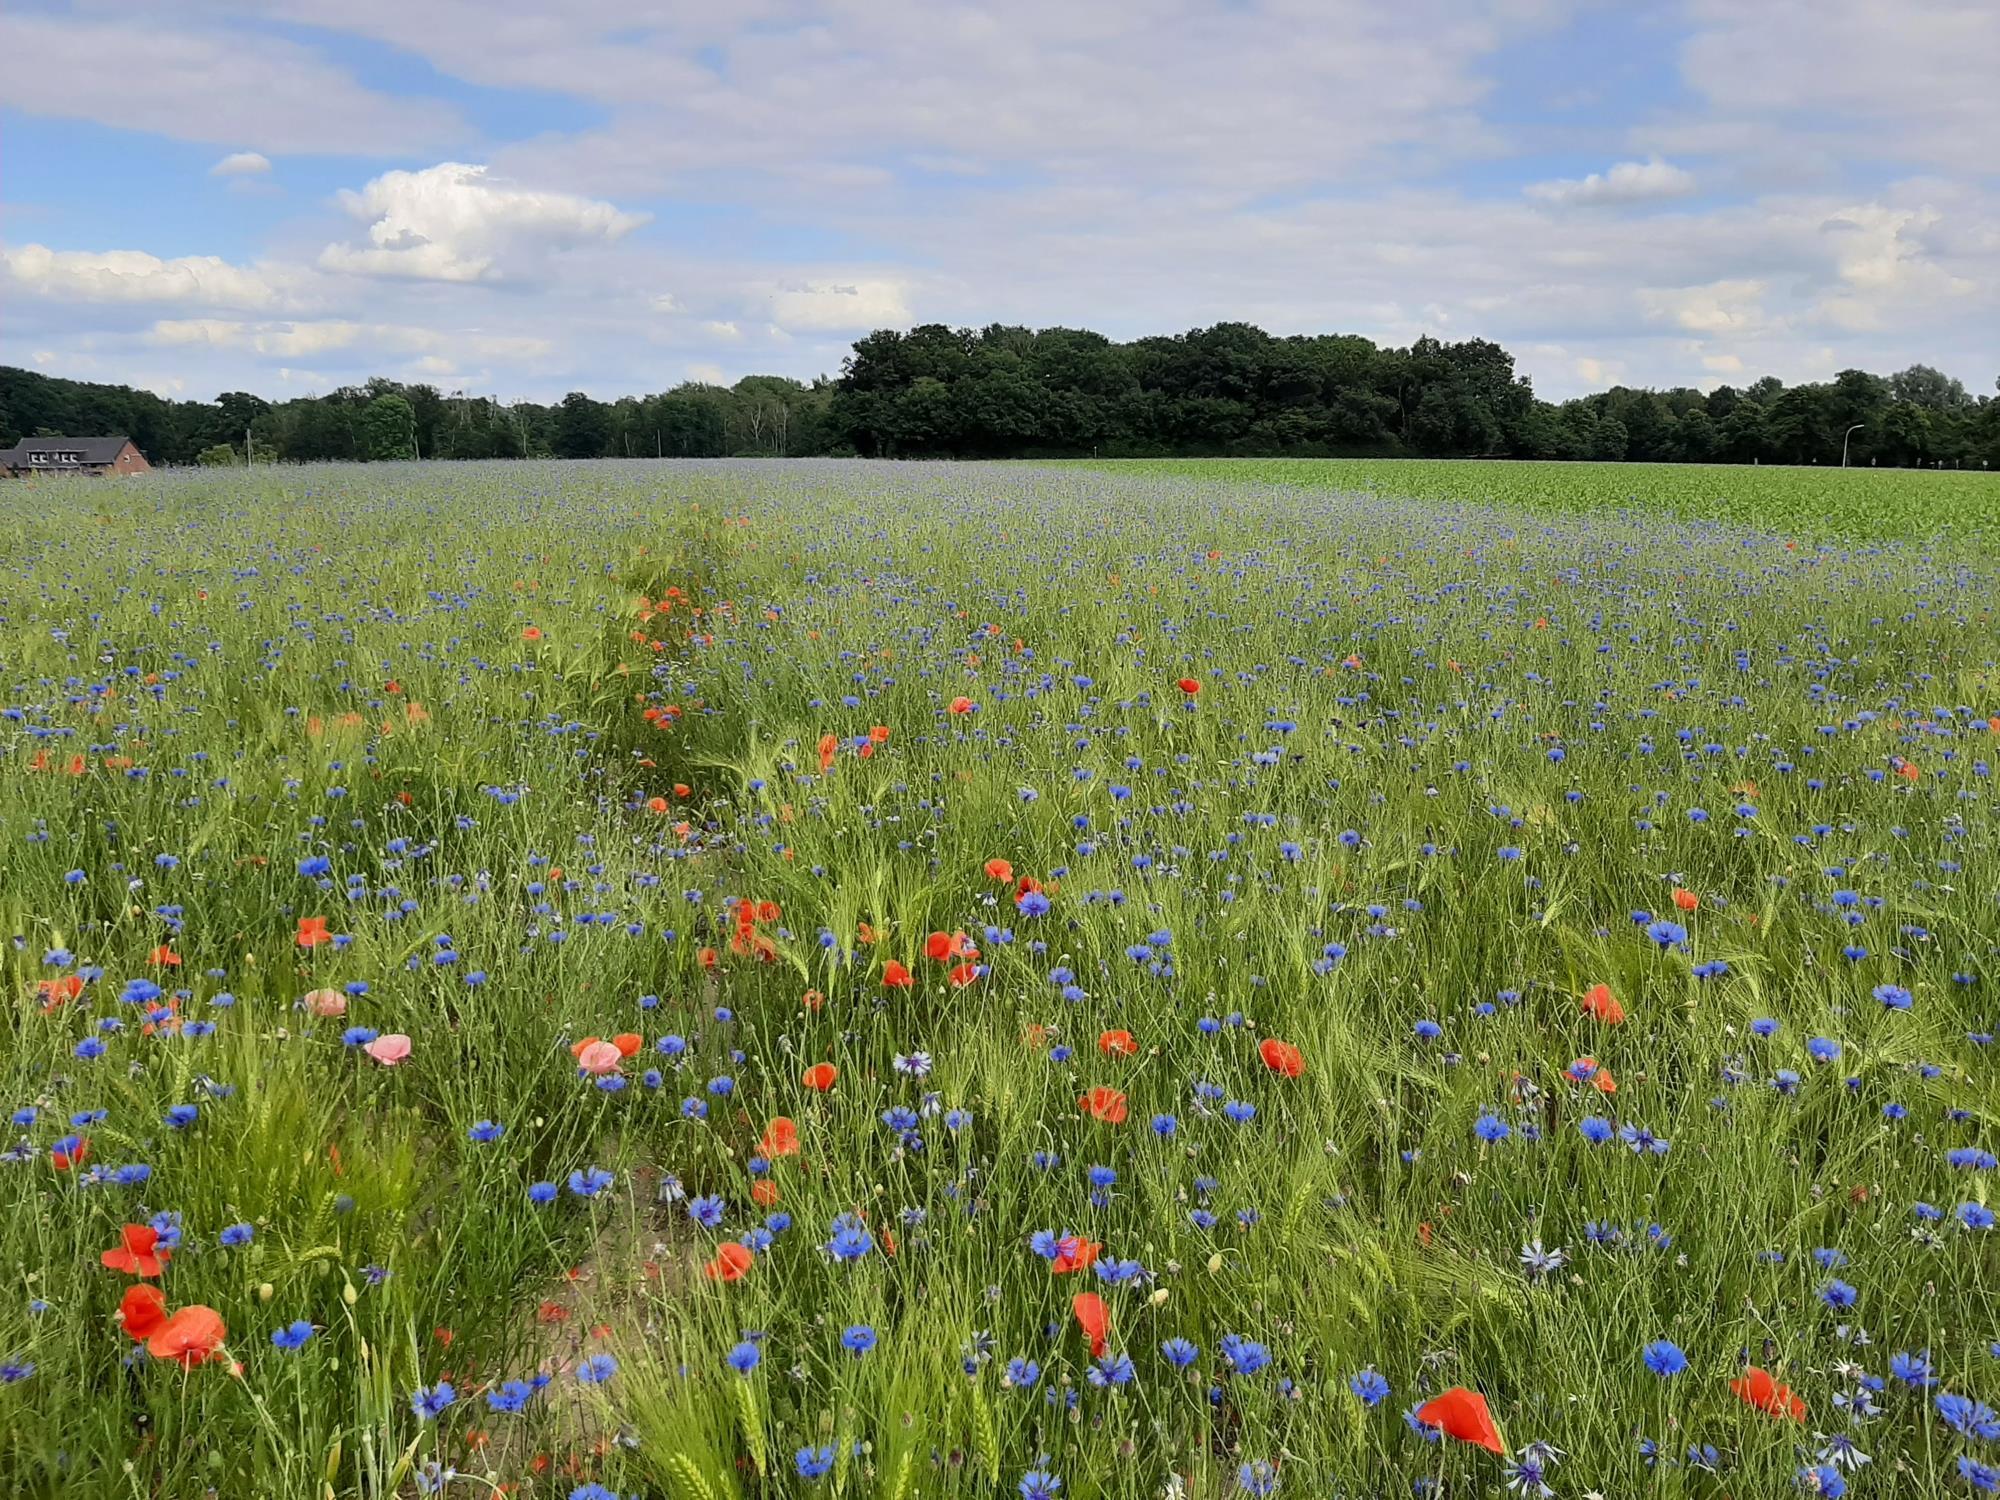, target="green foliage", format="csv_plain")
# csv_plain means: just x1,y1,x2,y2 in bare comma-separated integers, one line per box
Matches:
358,393,418,461
1086,456,2000,540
